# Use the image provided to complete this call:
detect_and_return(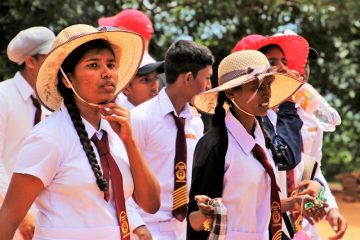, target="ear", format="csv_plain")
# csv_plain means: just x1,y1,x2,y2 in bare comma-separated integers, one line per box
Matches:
61,73,72,89
184,72,193,86
122,83,131,96
24,55,36,69
224,89,235,100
